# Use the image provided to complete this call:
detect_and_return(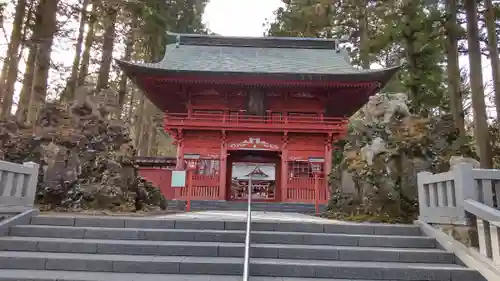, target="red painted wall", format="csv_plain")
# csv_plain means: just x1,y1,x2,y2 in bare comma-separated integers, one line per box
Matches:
139,168,174,200
182,131,221,157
